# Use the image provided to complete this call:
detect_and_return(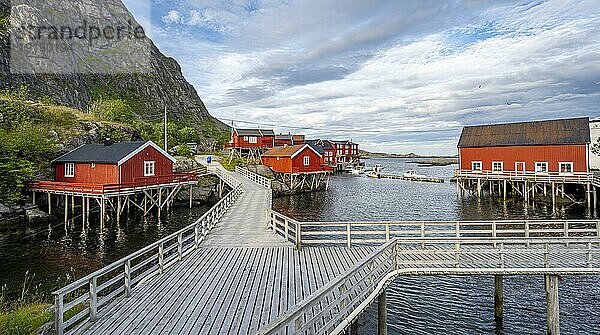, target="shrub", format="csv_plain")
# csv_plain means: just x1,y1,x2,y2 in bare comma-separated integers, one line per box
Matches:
89,98,136,123
174,145,192,158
